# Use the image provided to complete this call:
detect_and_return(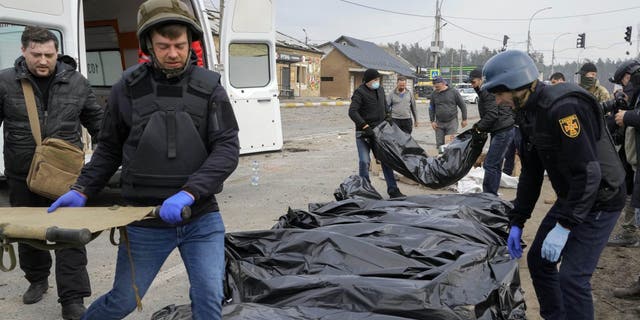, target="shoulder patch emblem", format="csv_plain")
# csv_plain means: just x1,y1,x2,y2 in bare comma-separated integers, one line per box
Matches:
559,114,580,138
